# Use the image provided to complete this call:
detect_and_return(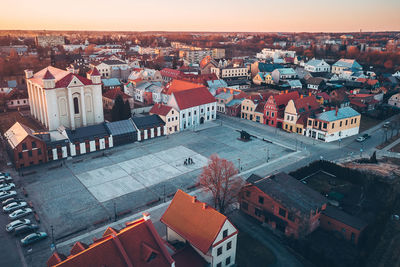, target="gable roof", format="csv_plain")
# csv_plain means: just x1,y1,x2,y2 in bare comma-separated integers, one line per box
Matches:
103,87,131,100
48,216,174,267
250,172,327,215
322,206,367,231
333,59,362,70
272,91,300,107
87,67,100,76
102,78,121,87
149,103,173,116
66,123,109,143
161,190,229,254
4,122,41,149
172,87,216,110
293,95,320,113
105,119,137,136
160,68,182,79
